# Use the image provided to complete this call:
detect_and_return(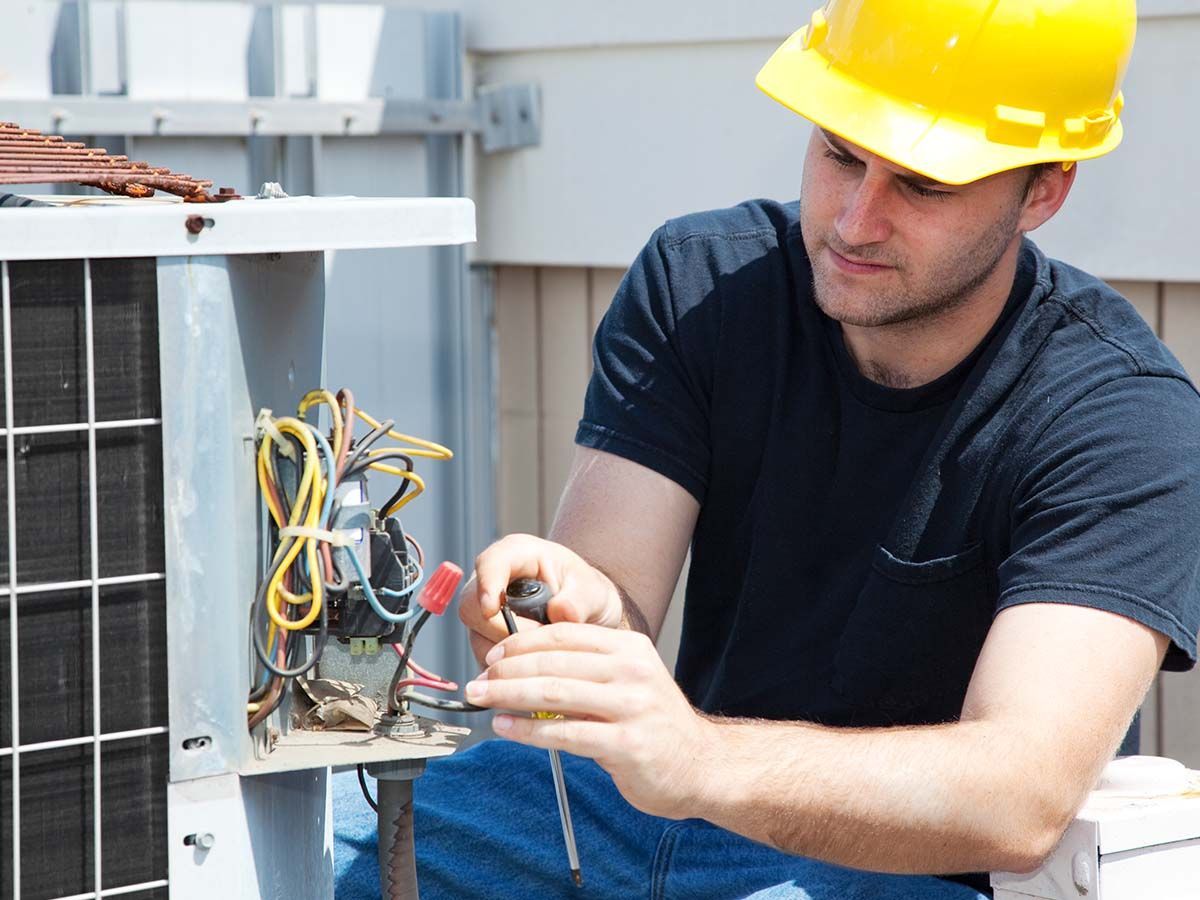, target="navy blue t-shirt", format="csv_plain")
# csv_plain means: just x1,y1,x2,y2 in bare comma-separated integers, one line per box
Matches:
577,198,1200,731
